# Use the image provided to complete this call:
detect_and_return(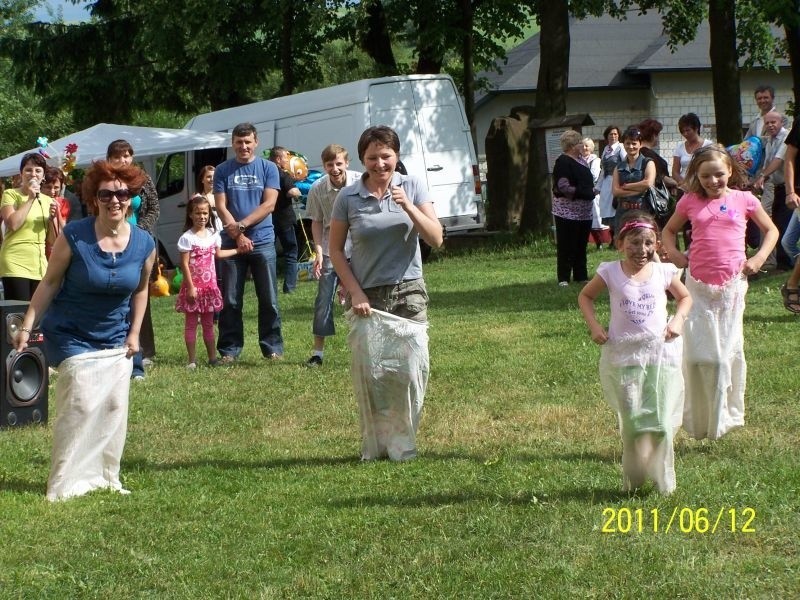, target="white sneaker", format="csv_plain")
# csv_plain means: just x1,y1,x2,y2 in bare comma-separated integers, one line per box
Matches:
558,281,569,287
142,357,154,367
186,362,197,370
